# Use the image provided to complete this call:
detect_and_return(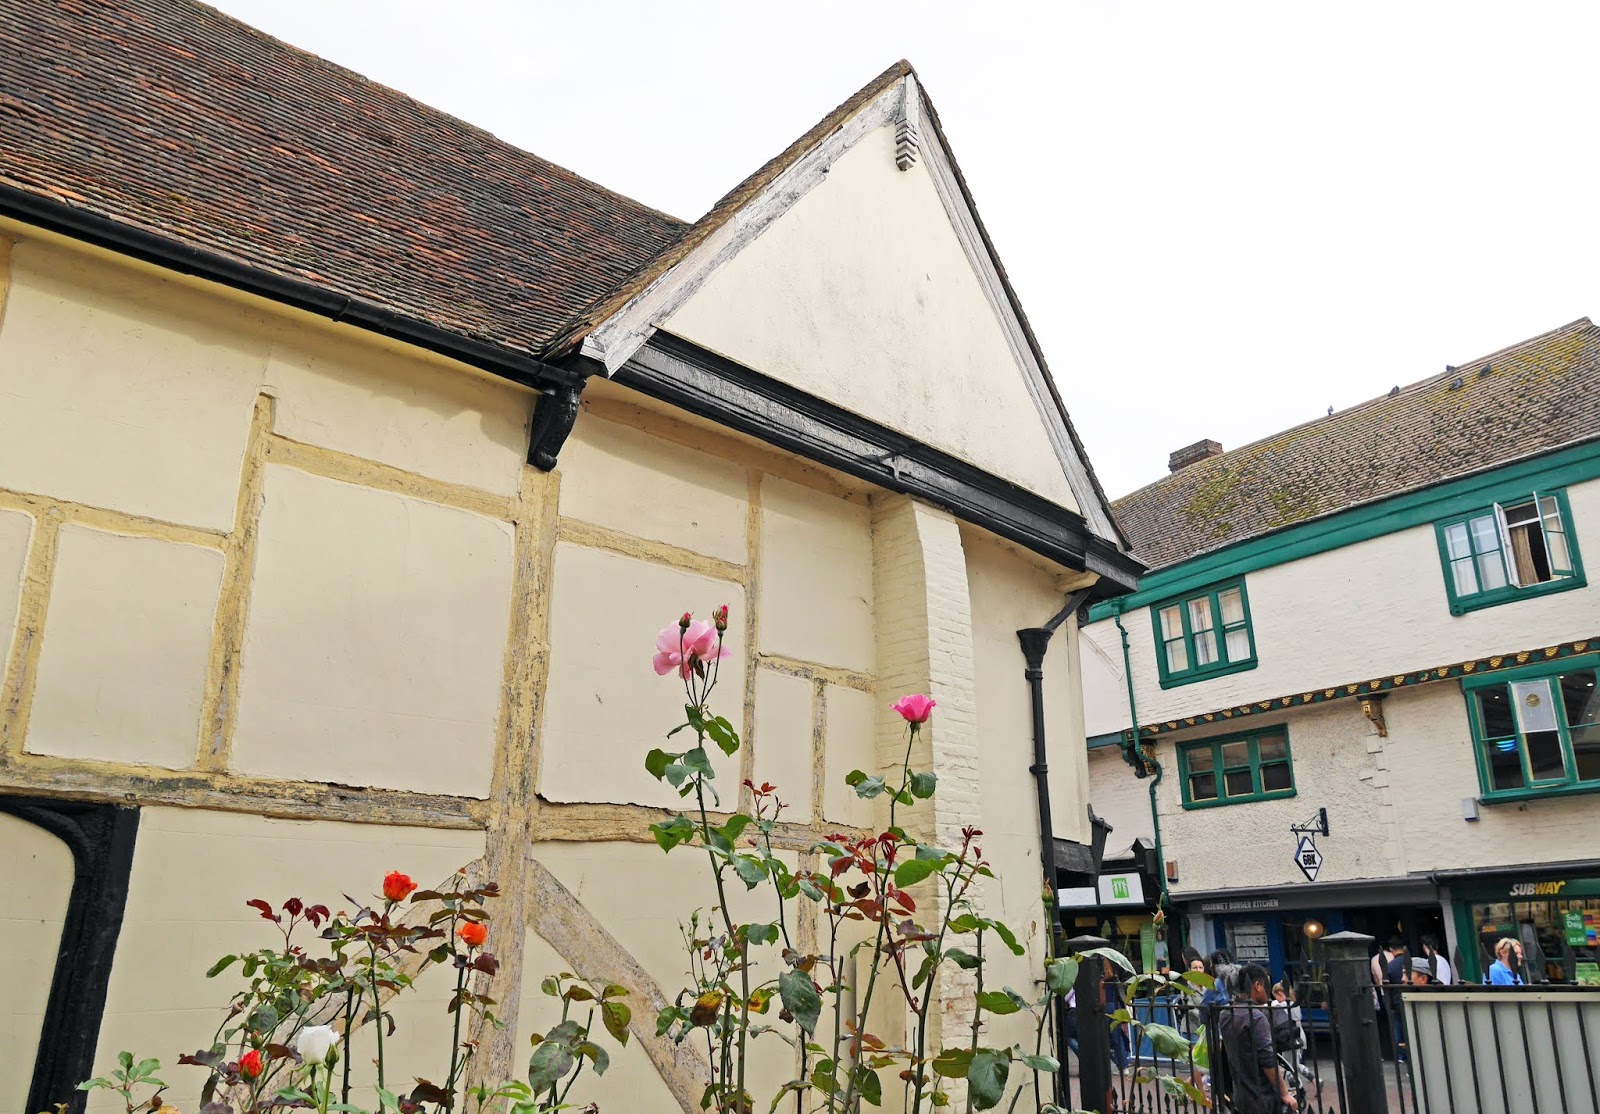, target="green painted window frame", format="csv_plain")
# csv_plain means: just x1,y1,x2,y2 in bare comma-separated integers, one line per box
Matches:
1177,726,1296,809
1149,578,1258,689
1462,652,1600,805
1433,487,1586,615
